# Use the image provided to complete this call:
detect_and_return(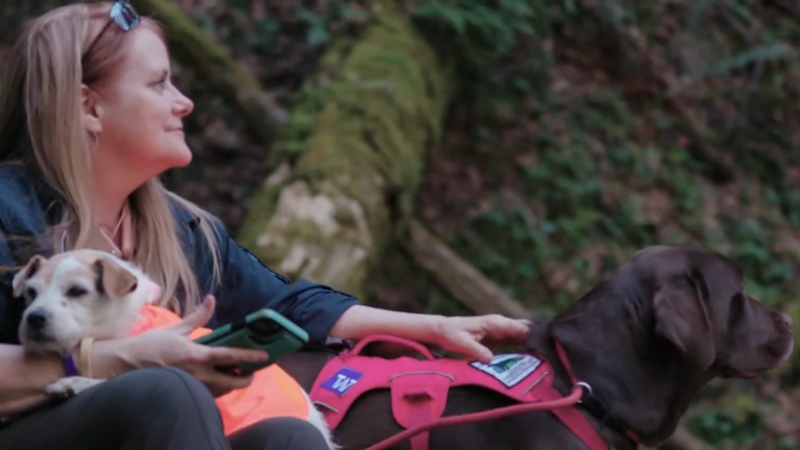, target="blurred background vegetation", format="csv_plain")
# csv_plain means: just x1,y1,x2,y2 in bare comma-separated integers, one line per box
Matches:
2,0,800,448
